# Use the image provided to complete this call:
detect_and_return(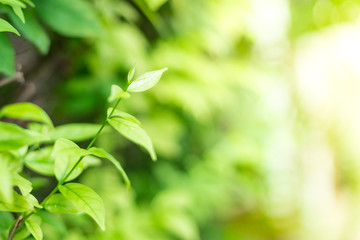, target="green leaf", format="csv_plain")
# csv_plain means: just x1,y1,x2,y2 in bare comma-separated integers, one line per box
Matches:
0,122,47,151
44,193,81,214
0,102,53,127
107,85,130,102
127,68,167,92
33,0,102,37
87,147,130,189
144,0,168,11
0,0,26,8
36,211,67,238
0,151,22,173
59,183,105,230
0,191,33,212
25,215,43,240
9,10,50,54
52,139,88,182
0,32,15,76
12,173,32,196
127,65,136,83
0,211,13,232
108,109,156,160
24,146,54,176
12,6,25,23
0,158,12,203
108,108,141,125
48,123,101,142
25,194,42,209
0,18,20,35
22,0,35,7
13,226,31,240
